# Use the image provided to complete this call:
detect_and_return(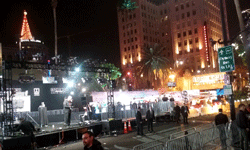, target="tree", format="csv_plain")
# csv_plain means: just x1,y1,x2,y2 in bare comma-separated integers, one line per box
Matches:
136,43,170,89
